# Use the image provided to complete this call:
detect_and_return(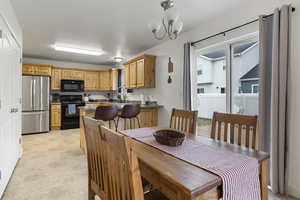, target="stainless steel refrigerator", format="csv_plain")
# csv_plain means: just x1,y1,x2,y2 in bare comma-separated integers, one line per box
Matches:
22,76,50,134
